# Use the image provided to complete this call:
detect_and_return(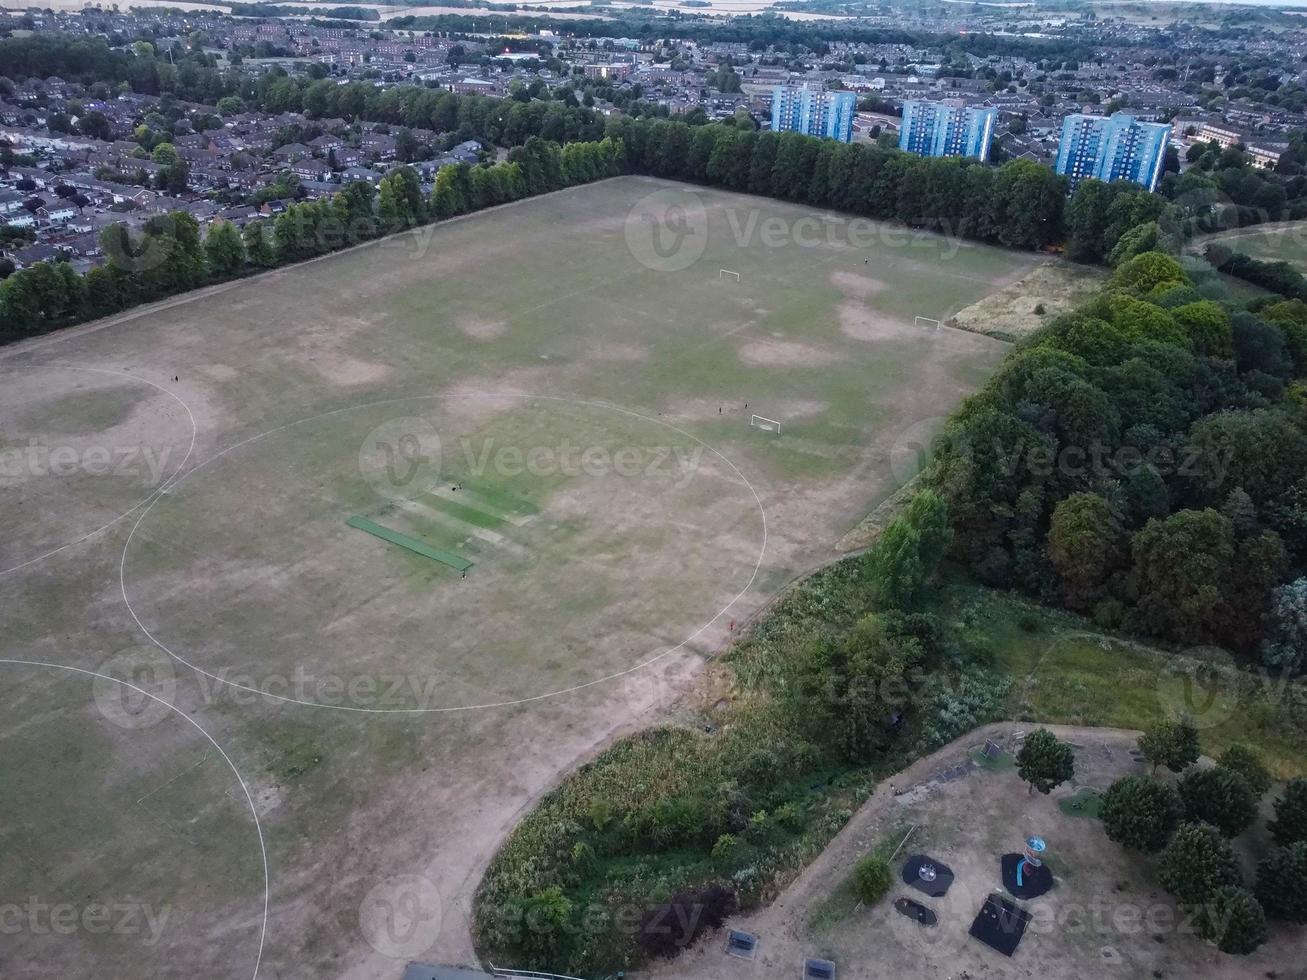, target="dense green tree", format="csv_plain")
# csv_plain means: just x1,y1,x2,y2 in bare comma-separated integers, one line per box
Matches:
1016,728,1075,796
1218,743,1273,798
242,220,276,268
1269,778,1307,846
1111,251,1188,296
1107,220,1164,267
204,219,246,278
1261,578,1307,674
1178,767,1258,837
864,489,951,610
1064,179,1117,263
1184,411,1307,510
1158,821,1243,905
988,159,1065,249
1138,717,1201,775
1100,775,1183,852
851,855,892,904
1046,492,1124,608
1131,510,1235,643
1256,841,1307,922
1197,886,1267,954
1171,301,1233,358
